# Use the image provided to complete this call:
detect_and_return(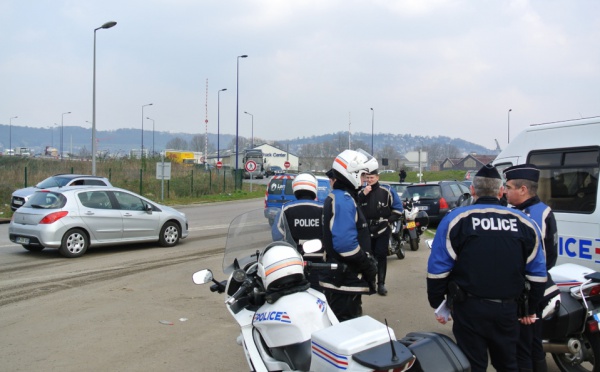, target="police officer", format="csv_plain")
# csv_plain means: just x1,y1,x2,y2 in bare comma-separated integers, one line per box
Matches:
272,172,324,290
504,164,559,372
358,169,403,295
319,149,379,321
427,164,547,372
